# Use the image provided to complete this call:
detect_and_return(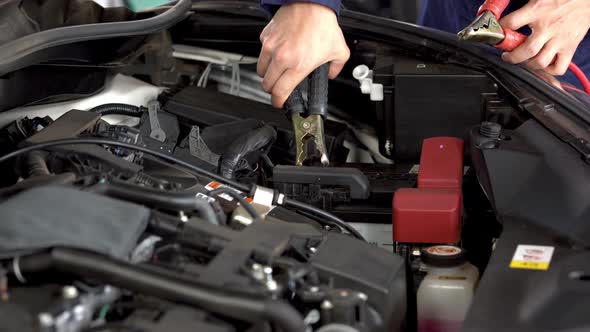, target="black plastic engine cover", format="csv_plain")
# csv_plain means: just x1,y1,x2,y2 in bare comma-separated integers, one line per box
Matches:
311,233,407,331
